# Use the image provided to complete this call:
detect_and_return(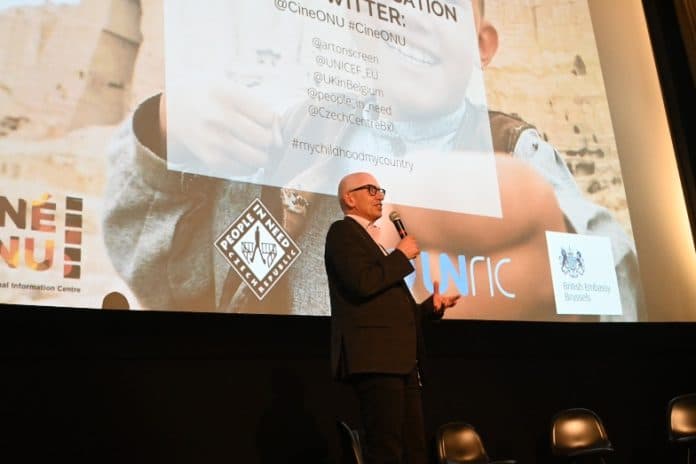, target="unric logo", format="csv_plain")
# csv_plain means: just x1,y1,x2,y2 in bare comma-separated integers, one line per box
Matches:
215,199,301,299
